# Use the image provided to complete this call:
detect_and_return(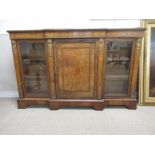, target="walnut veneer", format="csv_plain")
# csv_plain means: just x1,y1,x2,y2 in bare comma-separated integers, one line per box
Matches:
8,29,144,110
